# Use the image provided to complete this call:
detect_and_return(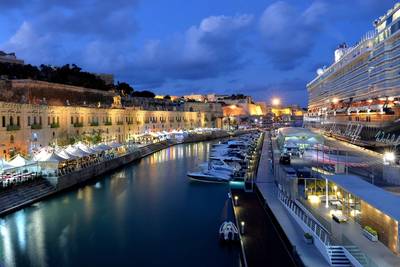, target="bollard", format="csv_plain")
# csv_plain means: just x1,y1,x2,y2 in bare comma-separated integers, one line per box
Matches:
240,221,245,235
234,195,239,206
